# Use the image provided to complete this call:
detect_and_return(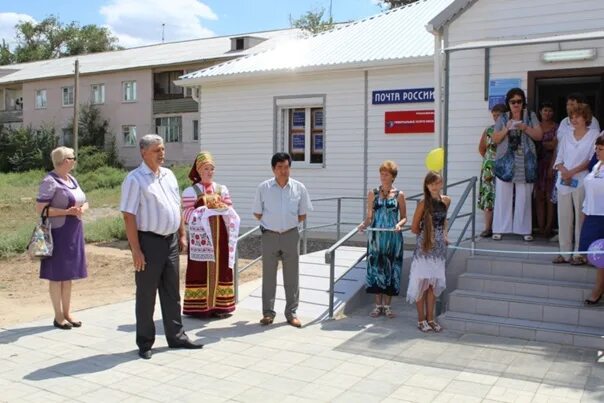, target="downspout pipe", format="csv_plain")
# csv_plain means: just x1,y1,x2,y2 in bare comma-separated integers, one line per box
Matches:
362,70,369,217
